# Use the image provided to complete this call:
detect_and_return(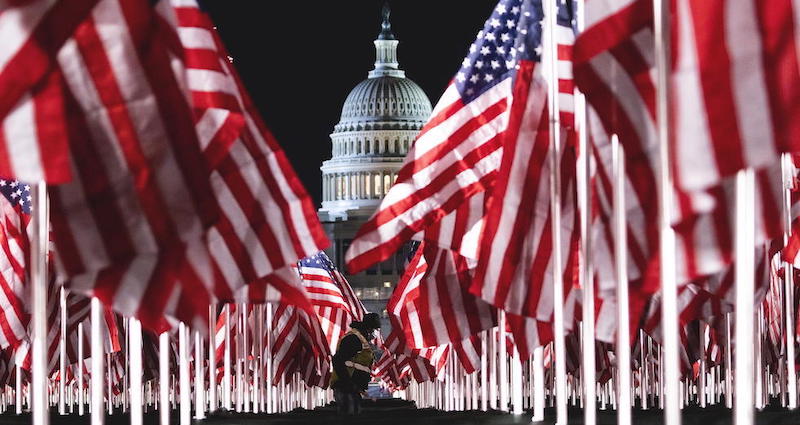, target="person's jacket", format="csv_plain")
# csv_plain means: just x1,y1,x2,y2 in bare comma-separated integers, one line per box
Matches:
330,328,374,392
